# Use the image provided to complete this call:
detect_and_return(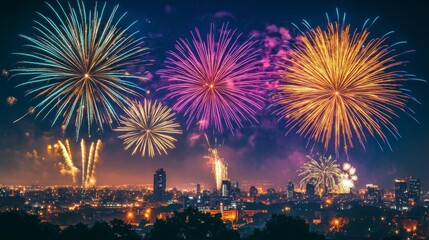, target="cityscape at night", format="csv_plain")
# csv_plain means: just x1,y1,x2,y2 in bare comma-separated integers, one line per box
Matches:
0,0,428,239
